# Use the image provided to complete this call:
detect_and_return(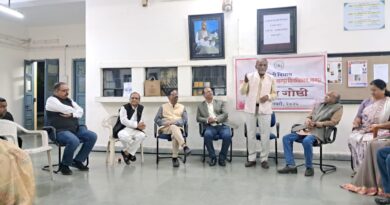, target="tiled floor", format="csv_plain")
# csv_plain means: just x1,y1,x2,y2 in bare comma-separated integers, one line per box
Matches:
29,149,377,205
